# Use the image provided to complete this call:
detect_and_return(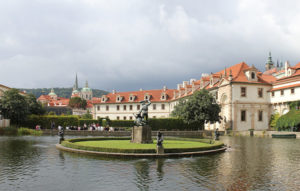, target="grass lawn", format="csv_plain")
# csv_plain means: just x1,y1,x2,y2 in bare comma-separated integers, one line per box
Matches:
73,140,220,150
